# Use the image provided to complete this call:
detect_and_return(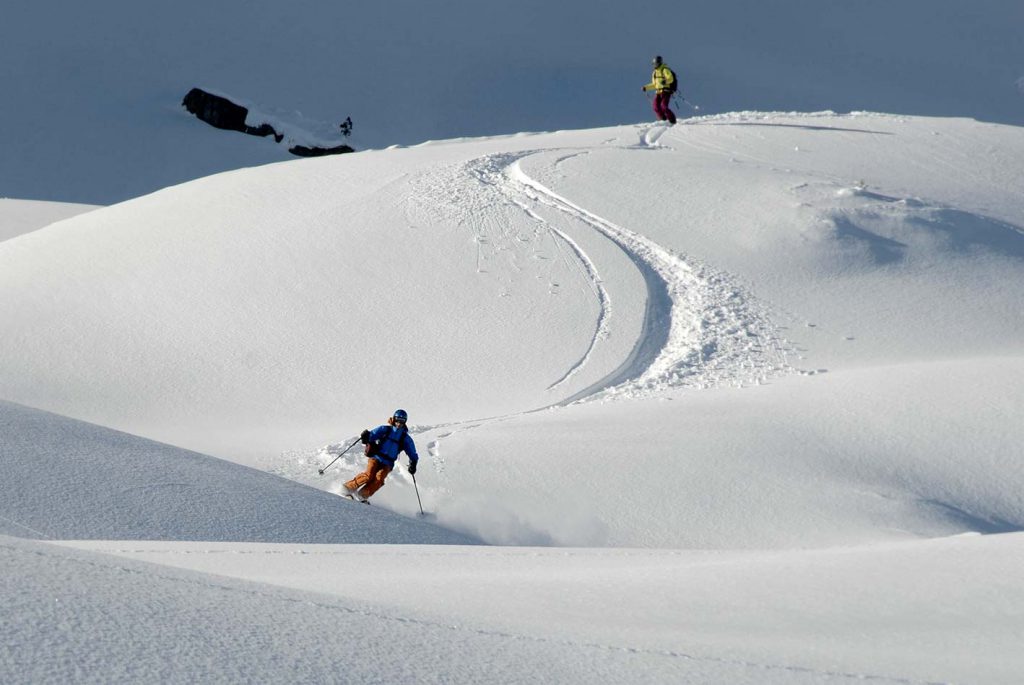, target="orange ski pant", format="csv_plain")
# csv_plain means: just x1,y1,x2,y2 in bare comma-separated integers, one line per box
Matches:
344,458,393,498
